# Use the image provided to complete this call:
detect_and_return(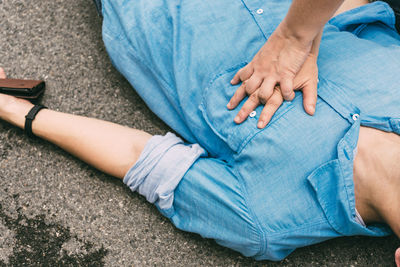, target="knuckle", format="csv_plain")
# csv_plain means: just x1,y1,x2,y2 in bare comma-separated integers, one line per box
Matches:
248,93,259,103
269,95,283,107
271,102,281,109
257,90,271,101
247,82,259,94
281,71,295,79
267,102,280,110
280,85,292,93
270,98,283,108
241,69,250,79
238,109,248,118
246,87,255,95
